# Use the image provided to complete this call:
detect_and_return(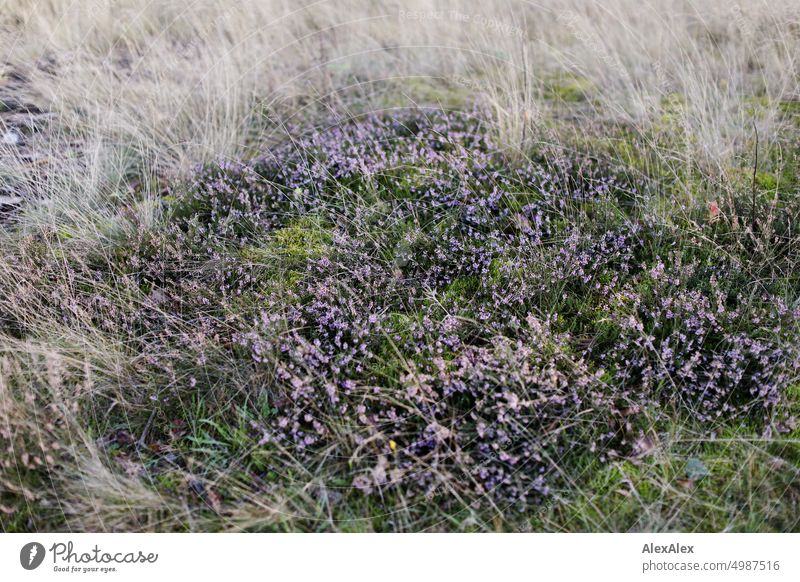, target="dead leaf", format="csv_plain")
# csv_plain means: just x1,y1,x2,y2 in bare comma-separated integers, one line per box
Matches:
632,436,656,458
708,200,720,223
207,489,222,514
